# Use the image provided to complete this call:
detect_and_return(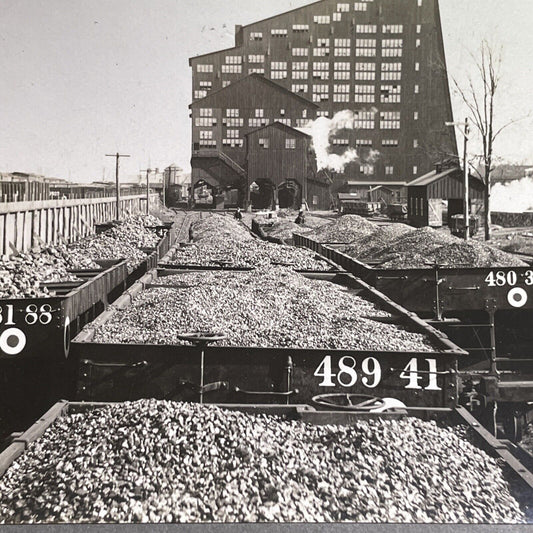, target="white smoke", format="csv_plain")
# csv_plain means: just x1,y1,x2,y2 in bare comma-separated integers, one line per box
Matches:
492,170,533,212
299,109,380,173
